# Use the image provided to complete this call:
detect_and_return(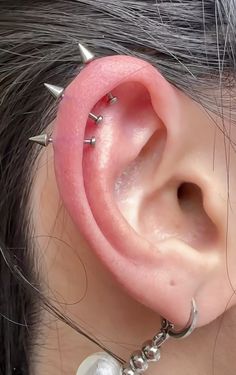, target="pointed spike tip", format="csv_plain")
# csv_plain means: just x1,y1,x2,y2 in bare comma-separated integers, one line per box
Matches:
29,134,52,147
78,43,95,64
44,83,64,99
